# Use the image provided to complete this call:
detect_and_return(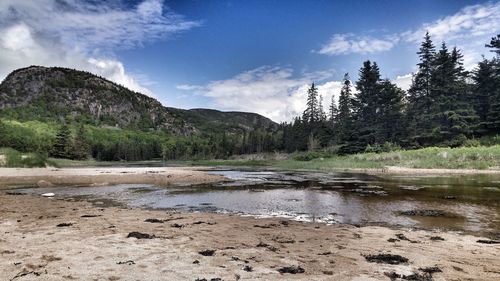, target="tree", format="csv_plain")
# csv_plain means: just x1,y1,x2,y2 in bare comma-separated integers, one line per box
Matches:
407,32,436,146
318,94,327,122
69,124,90,160
328,94,338,123
426,44,477,146
473,35,500,134
376,80,406,144
486,34,500,55
350,60,382,152
51,123,72,158
0,119,6,147
335,74,353,142
302,83,319,123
